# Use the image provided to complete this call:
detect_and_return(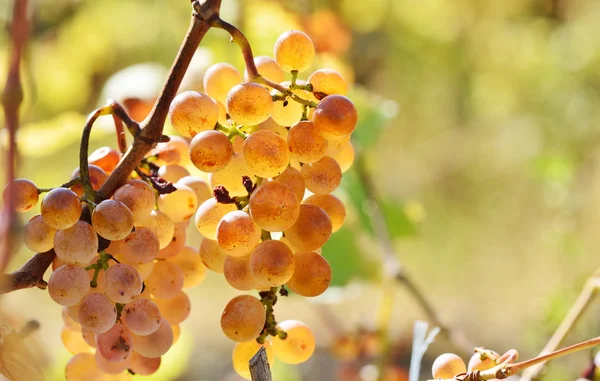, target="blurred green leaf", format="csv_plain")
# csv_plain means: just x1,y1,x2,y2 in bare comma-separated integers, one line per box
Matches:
379,198,417,238
323,226,378,286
